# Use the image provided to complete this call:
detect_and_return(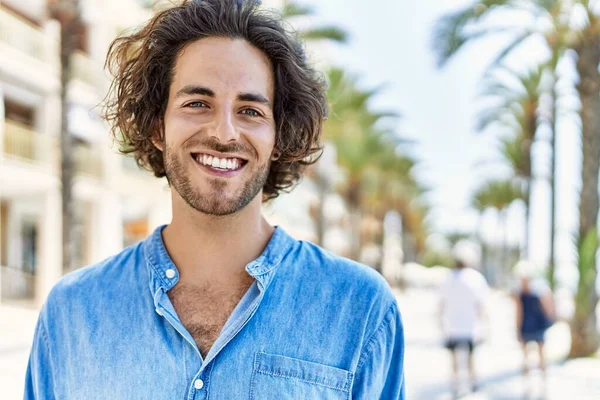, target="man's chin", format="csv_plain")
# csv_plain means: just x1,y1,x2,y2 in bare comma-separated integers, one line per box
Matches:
183,190,252,216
